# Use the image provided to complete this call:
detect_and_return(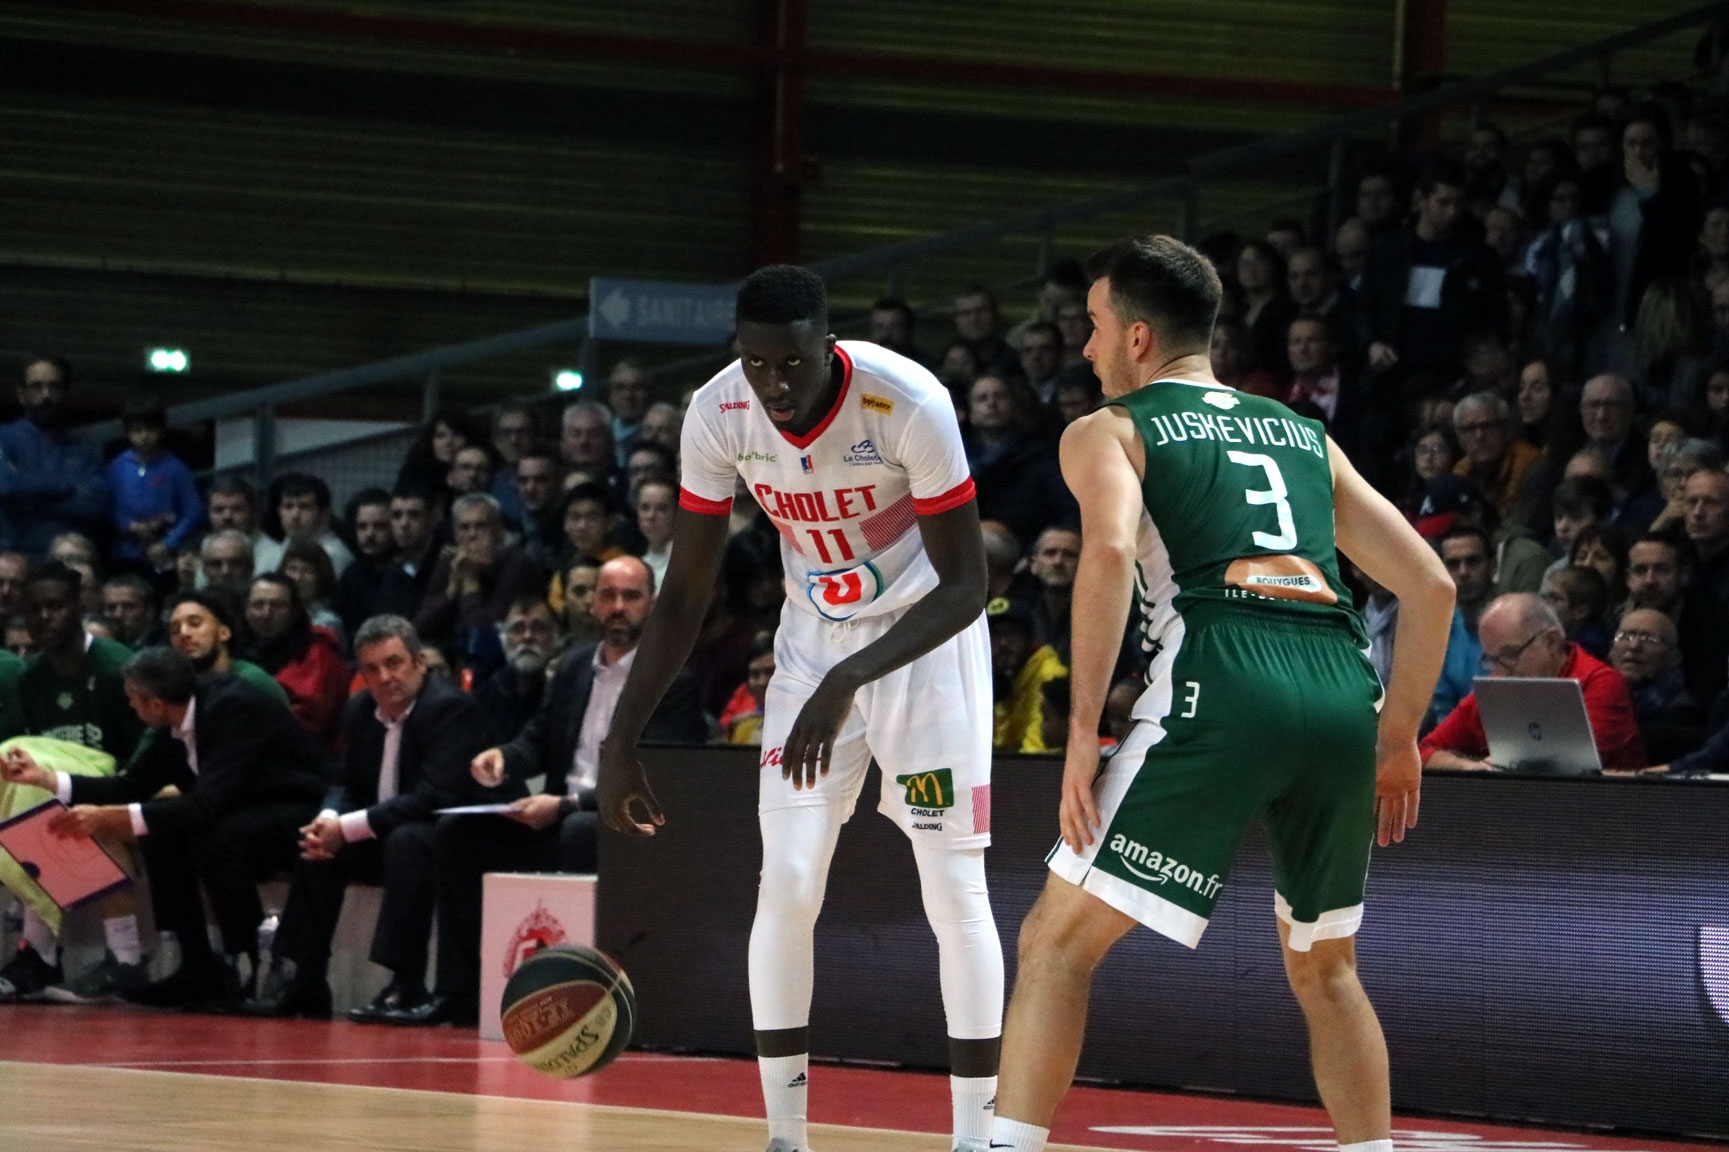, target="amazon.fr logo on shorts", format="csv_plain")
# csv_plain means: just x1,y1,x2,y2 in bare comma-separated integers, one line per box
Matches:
896,768,954,809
